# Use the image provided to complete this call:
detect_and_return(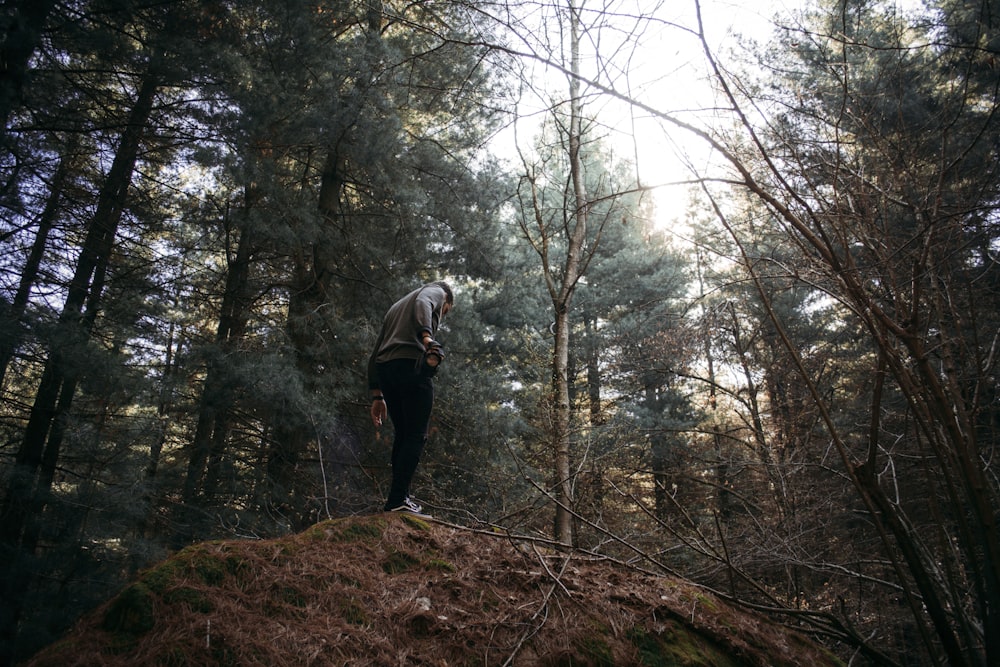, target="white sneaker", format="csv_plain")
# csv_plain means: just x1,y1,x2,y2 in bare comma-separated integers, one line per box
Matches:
385,497,424,514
